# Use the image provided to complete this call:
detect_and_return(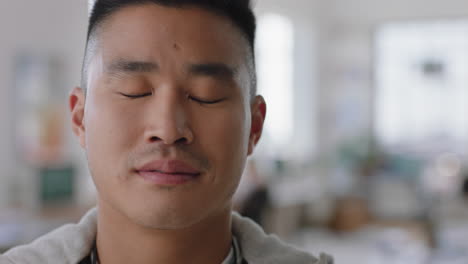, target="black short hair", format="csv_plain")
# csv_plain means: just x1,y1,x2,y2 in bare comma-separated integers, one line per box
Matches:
82,0,257,97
